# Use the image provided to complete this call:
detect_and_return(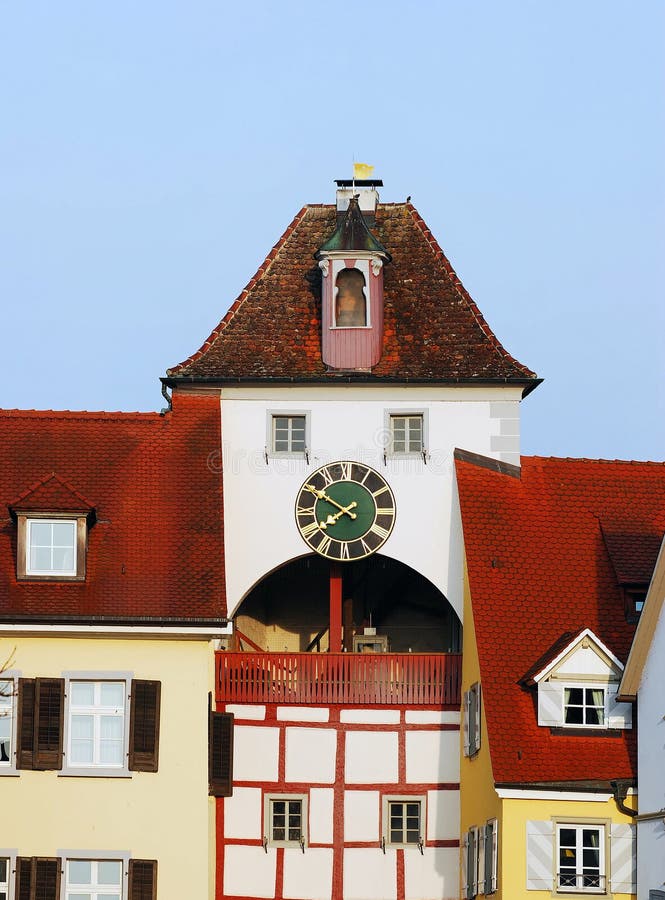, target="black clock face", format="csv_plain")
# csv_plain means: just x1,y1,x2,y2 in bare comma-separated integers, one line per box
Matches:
295,461,396,561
